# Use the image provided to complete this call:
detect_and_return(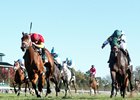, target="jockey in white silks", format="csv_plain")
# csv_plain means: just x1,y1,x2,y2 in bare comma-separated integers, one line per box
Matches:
118,31,132,65
17,59,28,78
119,31,127,51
